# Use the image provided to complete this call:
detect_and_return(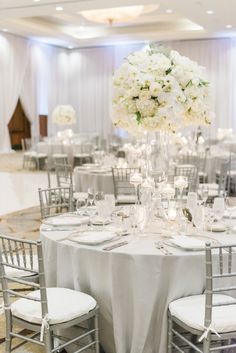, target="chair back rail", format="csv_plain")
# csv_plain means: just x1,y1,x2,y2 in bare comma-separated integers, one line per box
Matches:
38,186,73,219
112,167,141,199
